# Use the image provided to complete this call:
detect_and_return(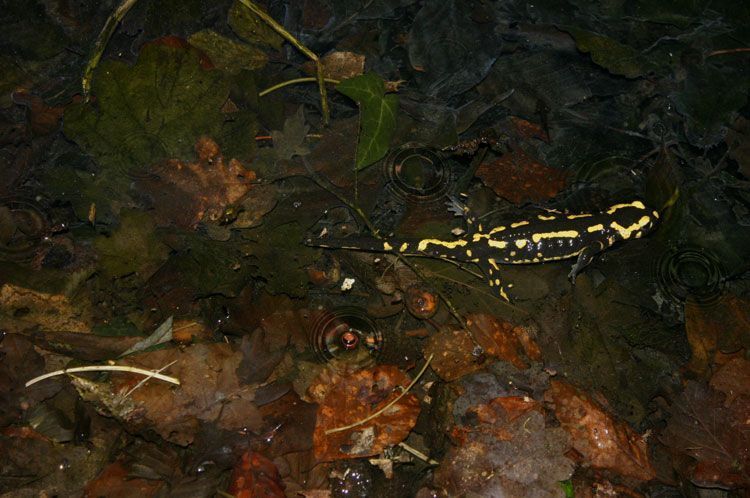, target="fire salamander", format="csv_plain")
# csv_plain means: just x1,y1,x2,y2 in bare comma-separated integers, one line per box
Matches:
307,200,659,301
